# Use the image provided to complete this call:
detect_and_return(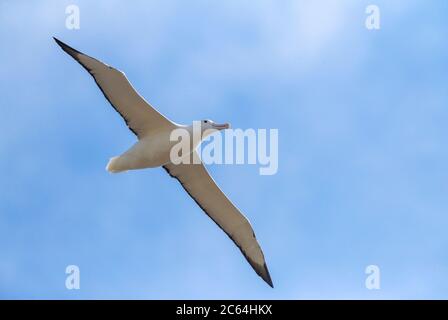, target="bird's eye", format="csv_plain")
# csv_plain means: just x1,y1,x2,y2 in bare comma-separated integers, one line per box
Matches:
204,120,208,123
